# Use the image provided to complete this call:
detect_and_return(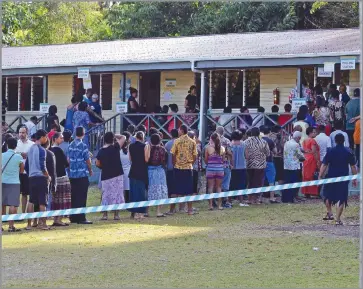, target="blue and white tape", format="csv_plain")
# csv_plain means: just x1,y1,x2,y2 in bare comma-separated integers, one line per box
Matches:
2,174,360,221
